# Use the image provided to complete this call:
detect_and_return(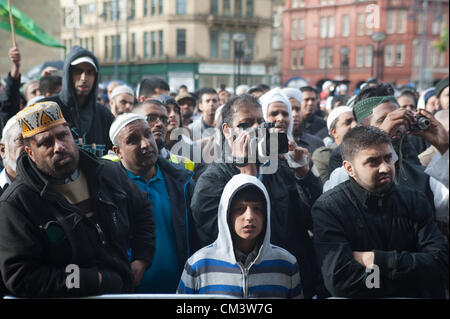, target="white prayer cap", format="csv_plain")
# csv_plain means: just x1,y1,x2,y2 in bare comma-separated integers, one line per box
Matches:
1,115,18,142
259,87,294,140
109,113,146,144
281,87,303,105
110,85,134,100
327,106,353,132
